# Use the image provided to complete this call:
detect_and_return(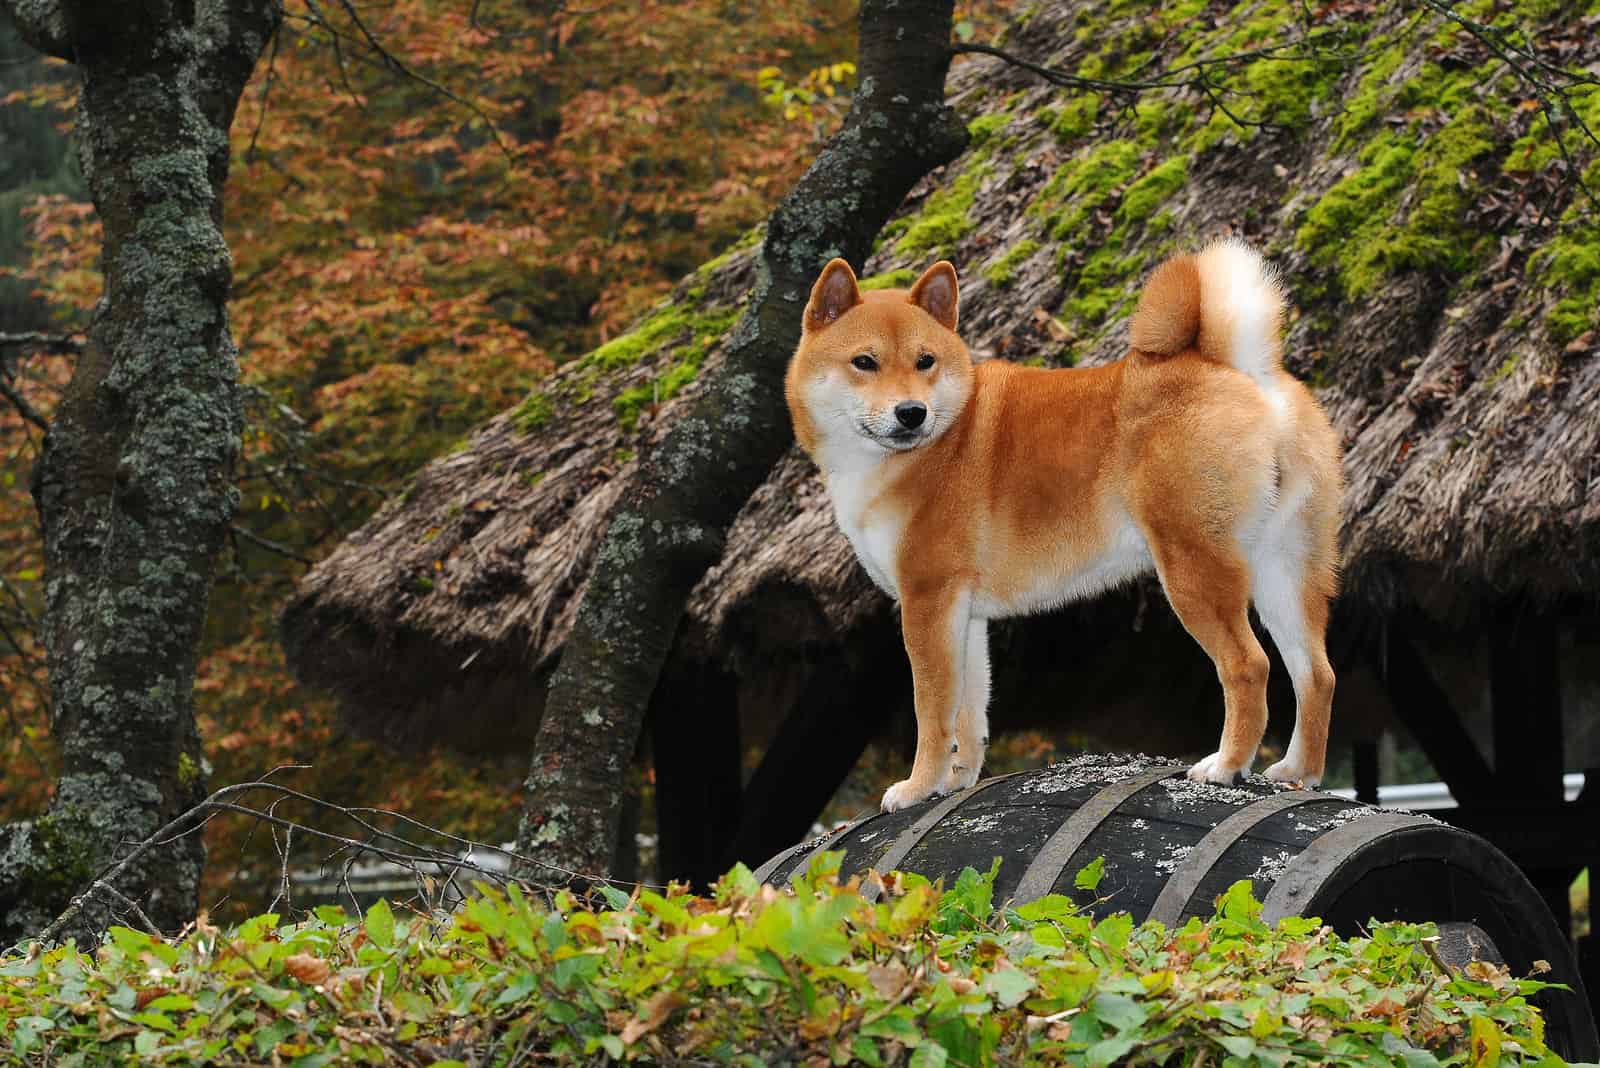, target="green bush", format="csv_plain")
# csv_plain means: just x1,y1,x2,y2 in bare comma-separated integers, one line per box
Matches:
0,856,1569,1065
